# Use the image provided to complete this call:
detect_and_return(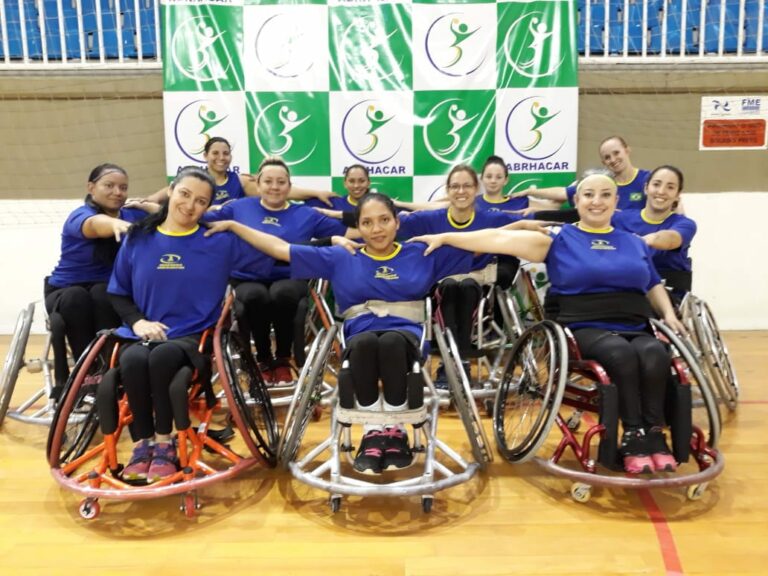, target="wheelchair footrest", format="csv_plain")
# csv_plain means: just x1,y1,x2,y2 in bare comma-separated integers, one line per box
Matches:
335,405,428,426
